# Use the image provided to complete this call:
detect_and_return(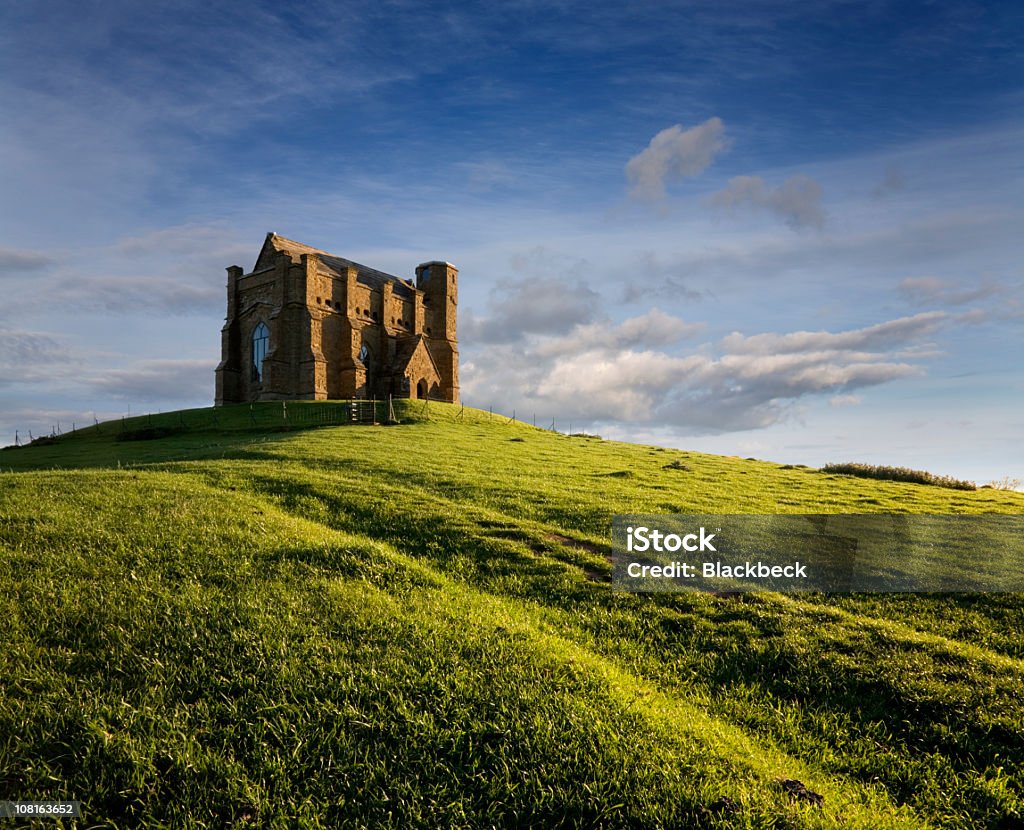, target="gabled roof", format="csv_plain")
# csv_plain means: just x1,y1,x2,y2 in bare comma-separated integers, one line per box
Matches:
254,232,416,298
392,335,440,379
